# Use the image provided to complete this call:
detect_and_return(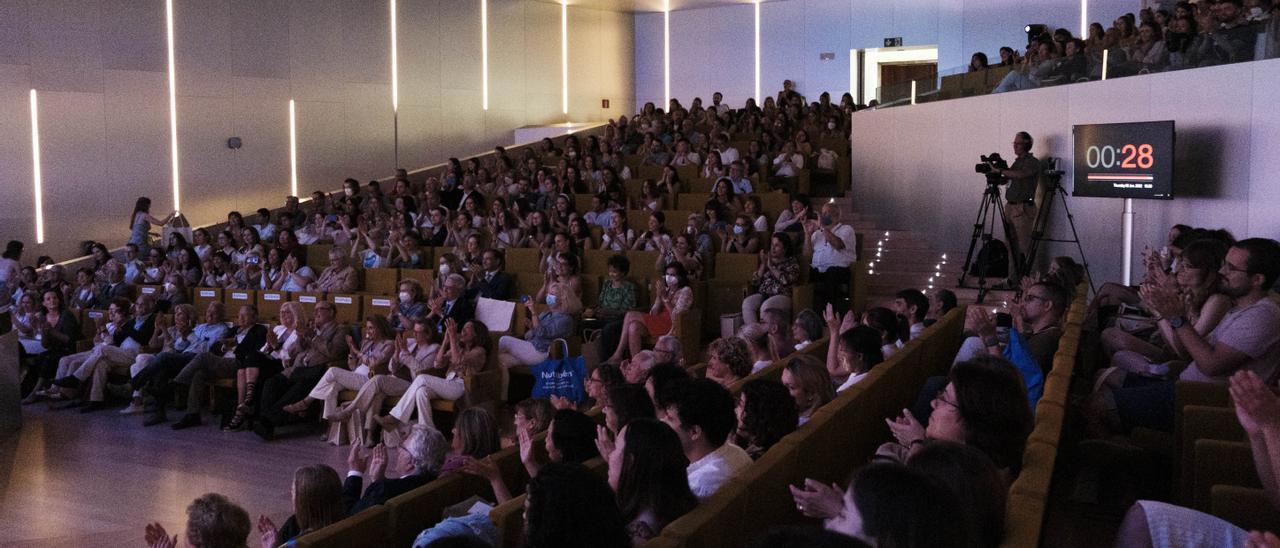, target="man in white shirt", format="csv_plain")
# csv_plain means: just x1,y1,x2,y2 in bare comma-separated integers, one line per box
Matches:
804,202,858,314
892,289,929,341
711,91,731,115
659,378,752,500
712,132,739,165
